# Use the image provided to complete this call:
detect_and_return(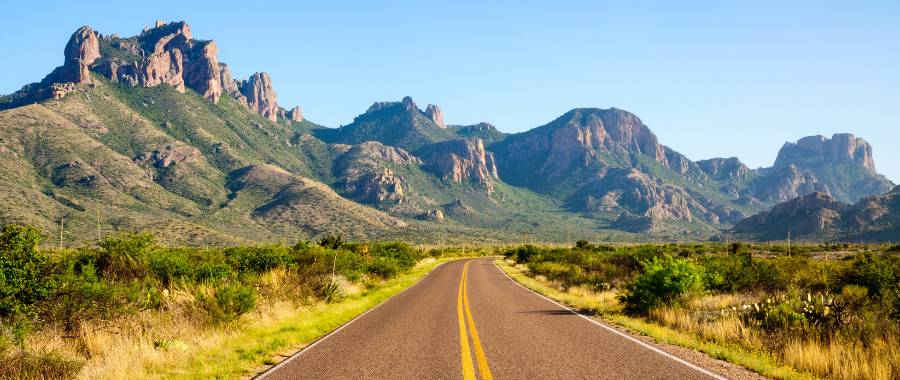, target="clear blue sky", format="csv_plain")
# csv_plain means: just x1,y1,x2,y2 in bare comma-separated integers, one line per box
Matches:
2,1,898,182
